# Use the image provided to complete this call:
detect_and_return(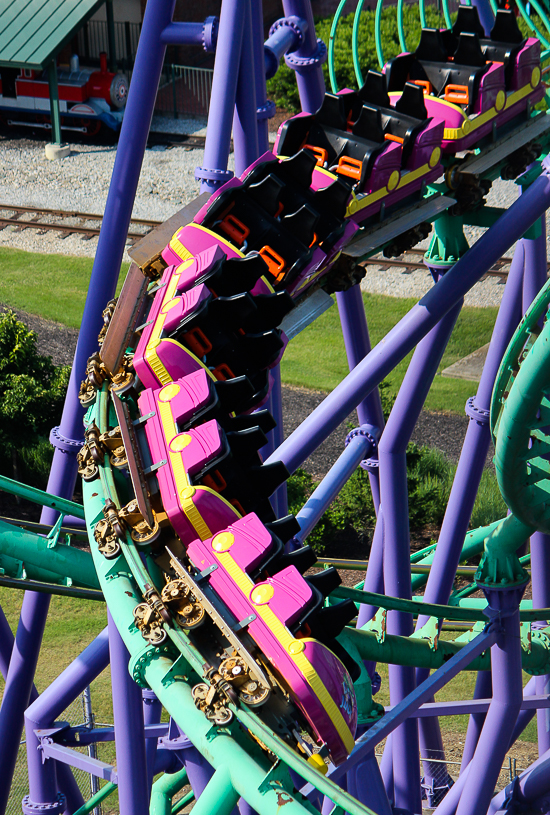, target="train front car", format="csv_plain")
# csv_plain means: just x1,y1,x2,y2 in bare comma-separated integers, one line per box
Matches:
0,54,128,135
383,7,543,153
